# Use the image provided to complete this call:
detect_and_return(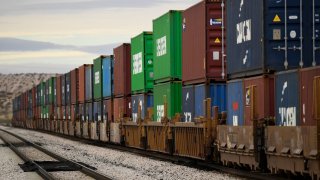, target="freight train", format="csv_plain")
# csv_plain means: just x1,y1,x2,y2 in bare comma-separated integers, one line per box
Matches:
11,0,320,179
